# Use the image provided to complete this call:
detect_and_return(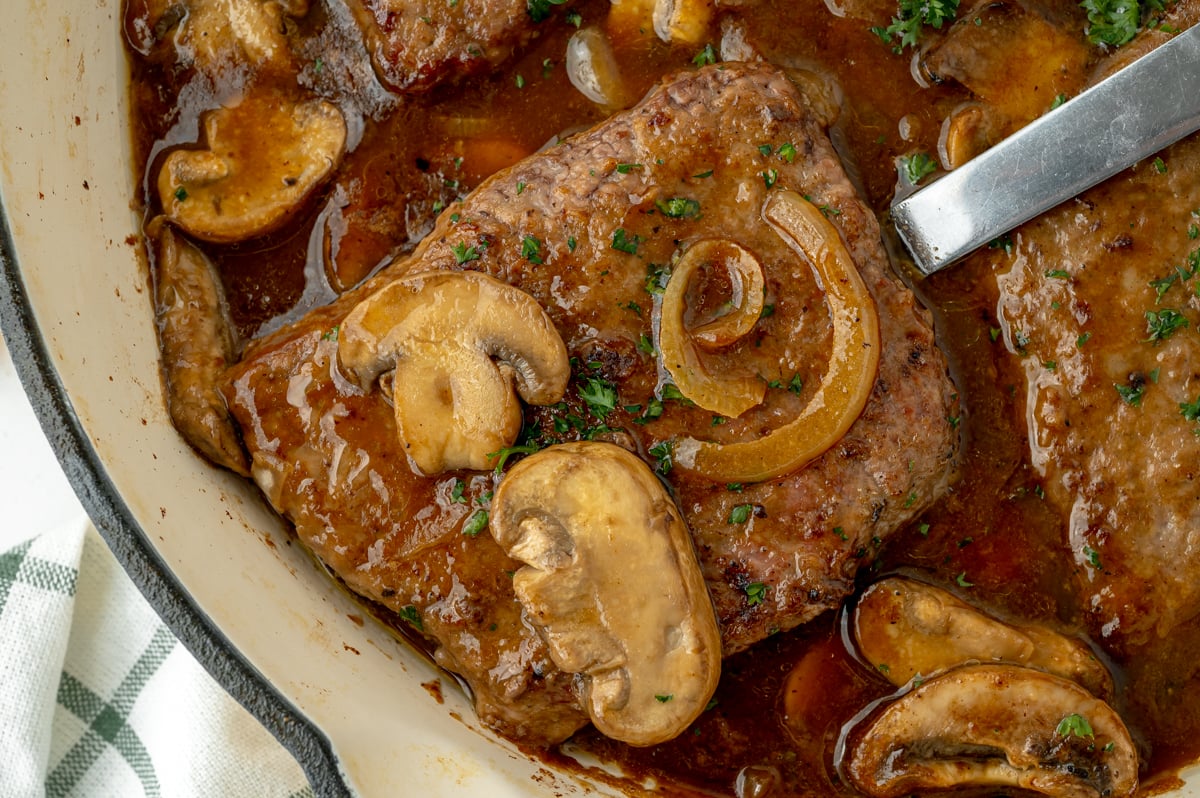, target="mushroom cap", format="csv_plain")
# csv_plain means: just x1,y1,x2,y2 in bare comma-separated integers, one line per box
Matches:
854,576,1114,699
158,93,346,244
337,270,570,475
490,441,722,747
843,664,1139,798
